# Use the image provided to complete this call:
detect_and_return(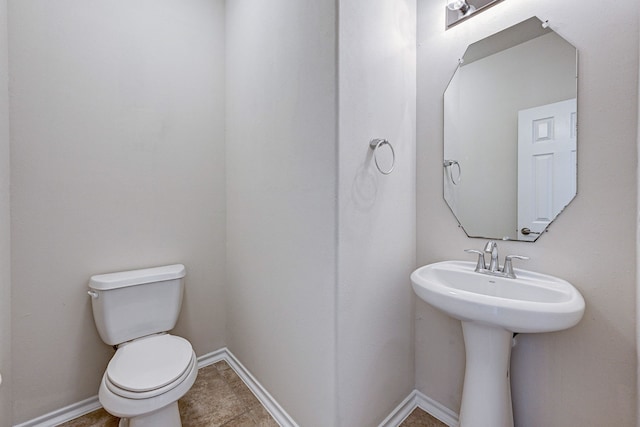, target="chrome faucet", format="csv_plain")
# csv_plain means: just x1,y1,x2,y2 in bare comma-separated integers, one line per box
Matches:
465,241,529,279
484,240,499,272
